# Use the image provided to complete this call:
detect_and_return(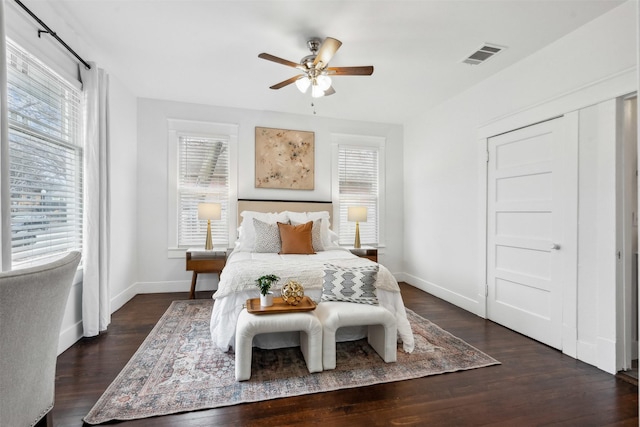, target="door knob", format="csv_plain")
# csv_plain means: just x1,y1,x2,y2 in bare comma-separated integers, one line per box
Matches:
551,243,561,250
